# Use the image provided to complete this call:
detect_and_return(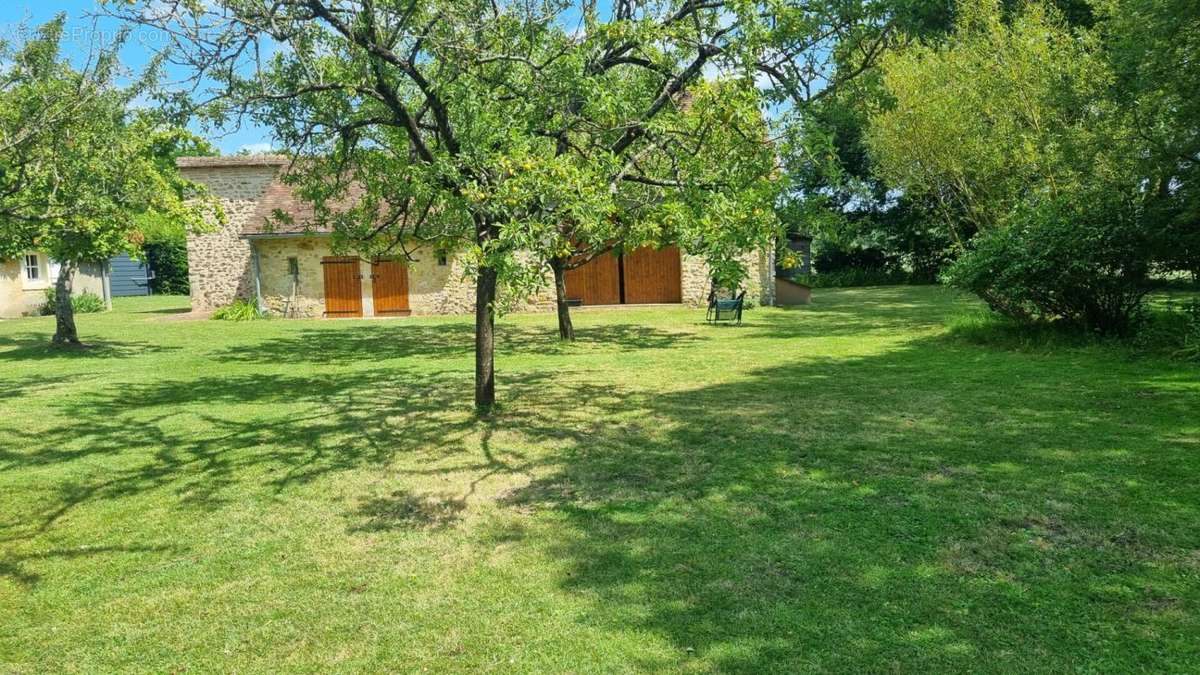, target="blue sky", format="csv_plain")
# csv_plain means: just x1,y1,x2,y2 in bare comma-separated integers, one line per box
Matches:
0,1,273,154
